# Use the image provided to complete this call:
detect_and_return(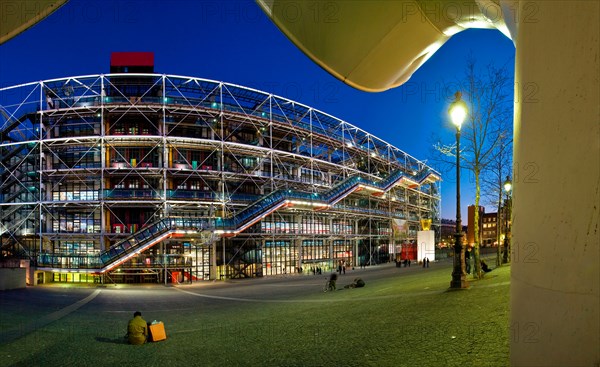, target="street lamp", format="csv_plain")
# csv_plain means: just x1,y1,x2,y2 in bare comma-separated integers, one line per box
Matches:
449,92,468,289
502,176,512,263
